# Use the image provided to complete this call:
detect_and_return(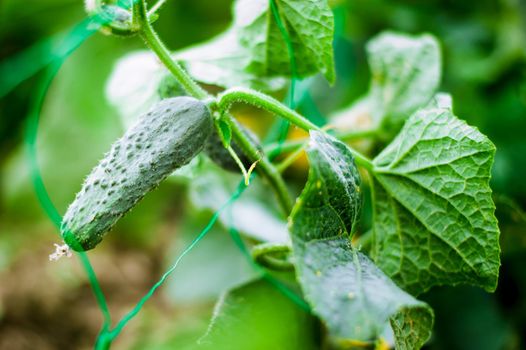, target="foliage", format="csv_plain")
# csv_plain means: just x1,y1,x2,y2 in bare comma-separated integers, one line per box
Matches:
369,106,499,295
289,132,433,347
2,0,525,349
78,0,500,345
